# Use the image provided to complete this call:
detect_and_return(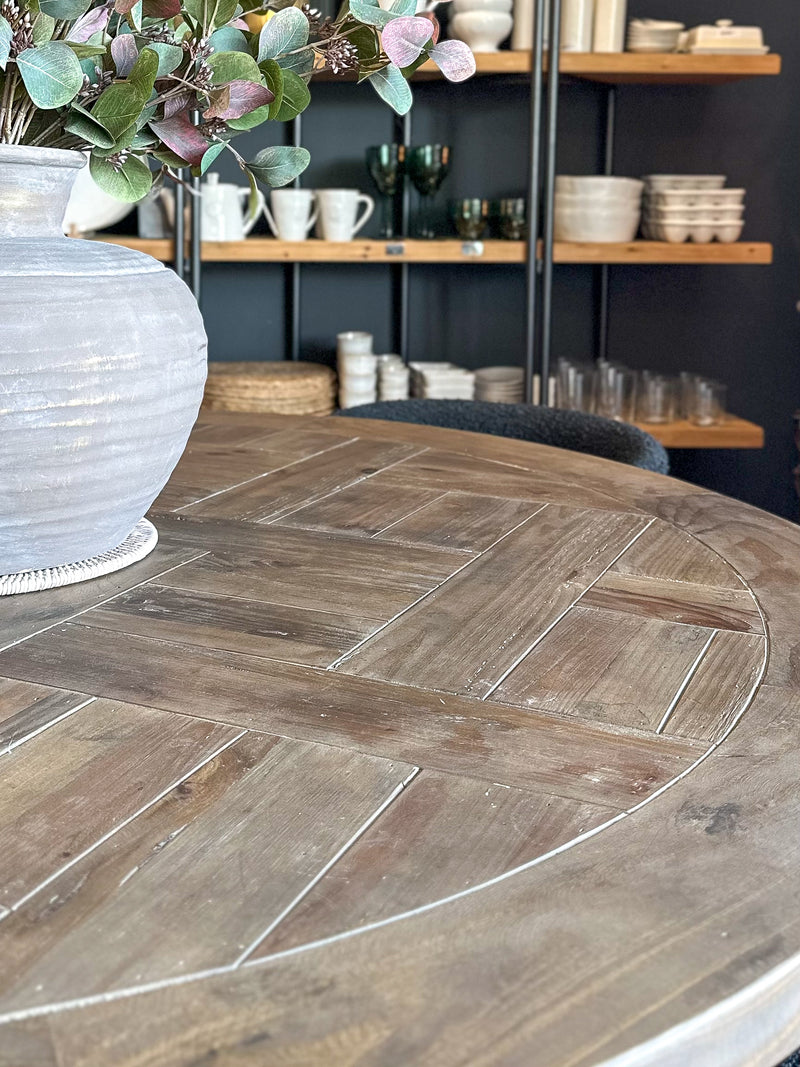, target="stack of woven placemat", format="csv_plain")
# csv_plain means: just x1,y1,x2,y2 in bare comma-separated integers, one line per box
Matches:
203,361,337,416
